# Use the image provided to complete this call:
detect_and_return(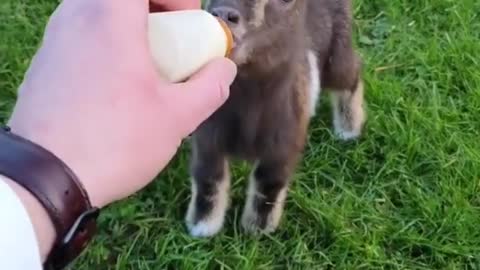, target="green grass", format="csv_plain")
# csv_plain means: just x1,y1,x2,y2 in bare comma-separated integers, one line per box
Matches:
1,0,480,269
